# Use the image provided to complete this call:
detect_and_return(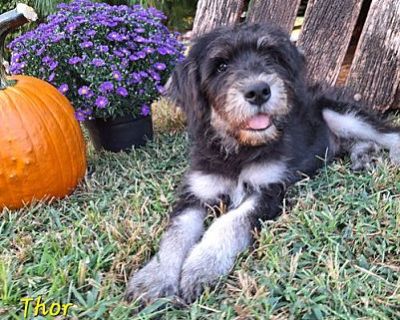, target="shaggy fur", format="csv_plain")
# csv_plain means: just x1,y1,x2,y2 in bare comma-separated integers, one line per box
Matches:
126,23,400,303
